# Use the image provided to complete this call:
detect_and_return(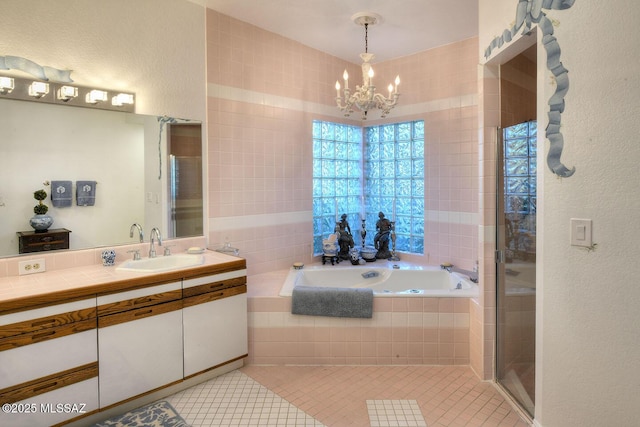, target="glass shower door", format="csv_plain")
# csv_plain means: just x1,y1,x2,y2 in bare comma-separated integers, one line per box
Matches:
496,122,537,417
